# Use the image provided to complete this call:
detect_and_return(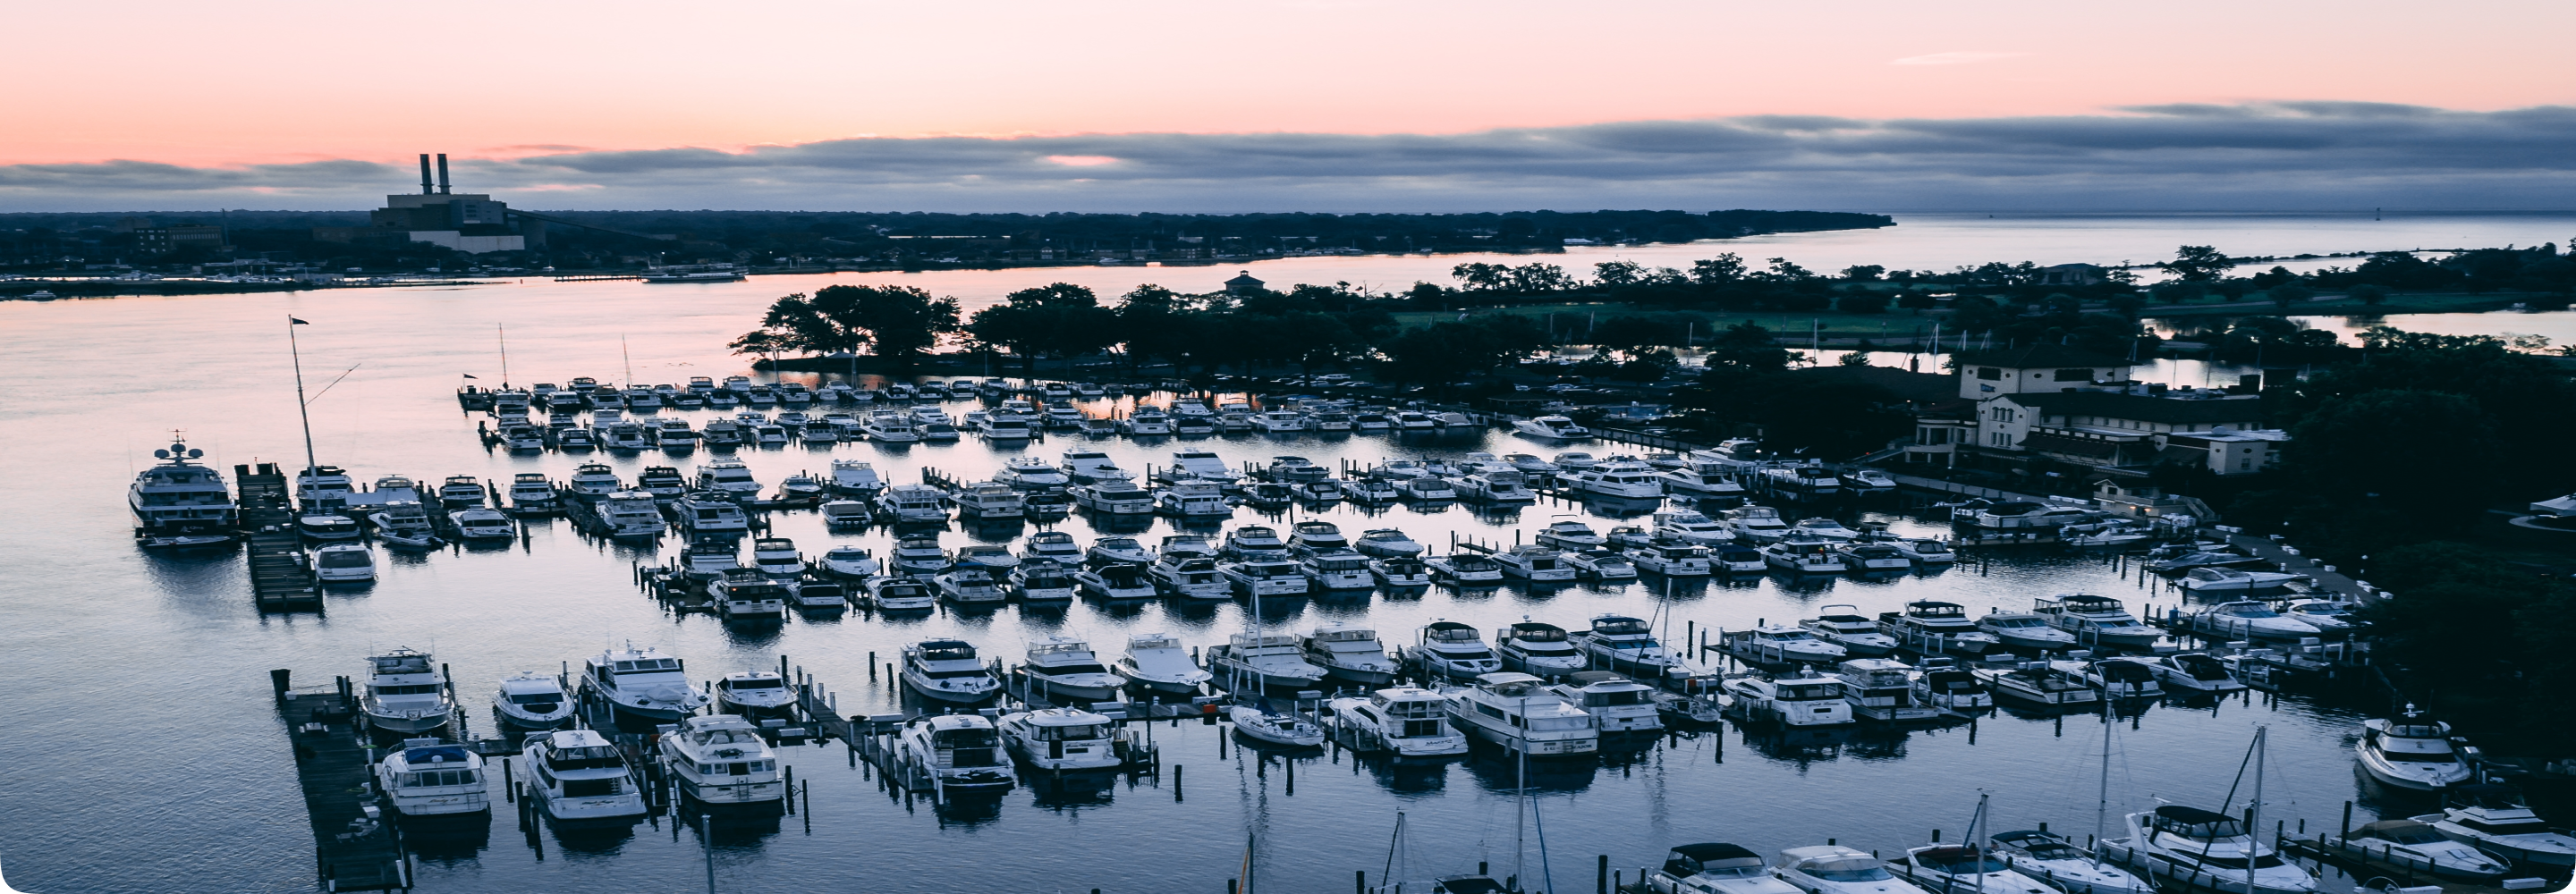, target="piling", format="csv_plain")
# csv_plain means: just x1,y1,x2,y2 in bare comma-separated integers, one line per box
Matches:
1174,763,1184,801
1598,855,1610,894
